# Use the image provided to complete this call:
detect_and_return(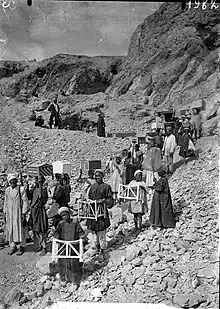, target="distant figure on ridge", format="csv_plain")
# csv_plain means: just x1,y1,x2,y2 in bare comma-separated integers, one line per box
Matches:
97,113,106,137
